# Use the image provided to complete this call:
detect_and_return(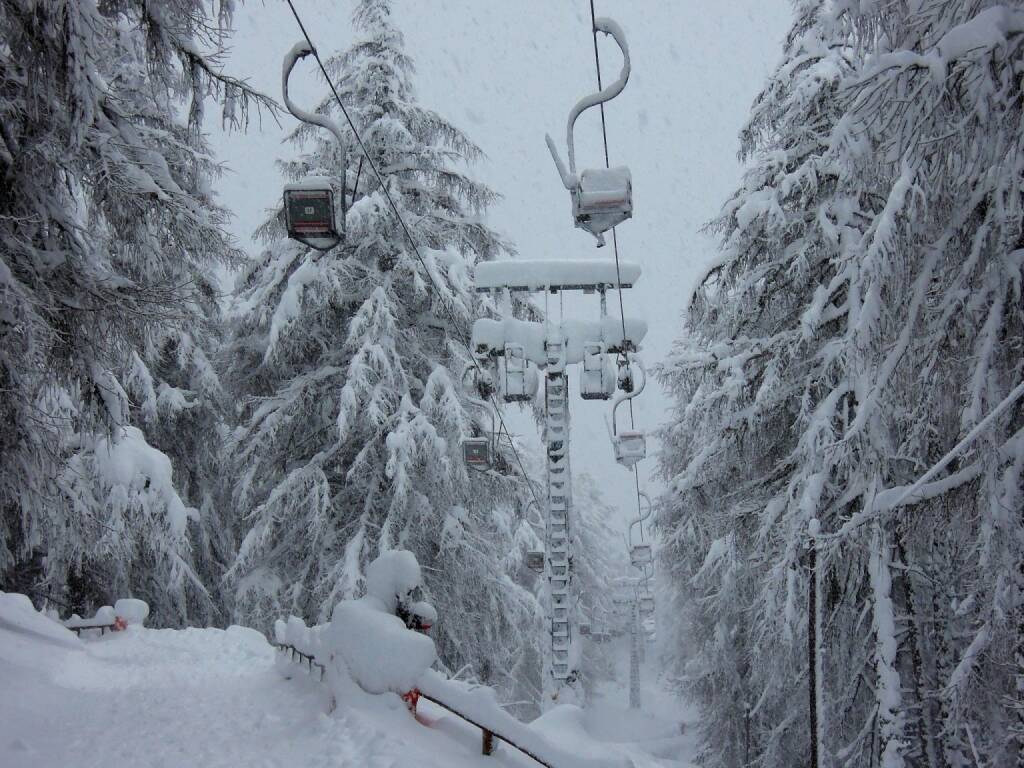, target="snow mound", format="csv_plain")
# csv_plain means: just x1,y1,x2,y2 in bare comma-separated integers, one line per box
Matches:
418,671,633,768
0,592,80,650
364,549,422,613
114,599,149,626
276,551,437,696
326,599,436,695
